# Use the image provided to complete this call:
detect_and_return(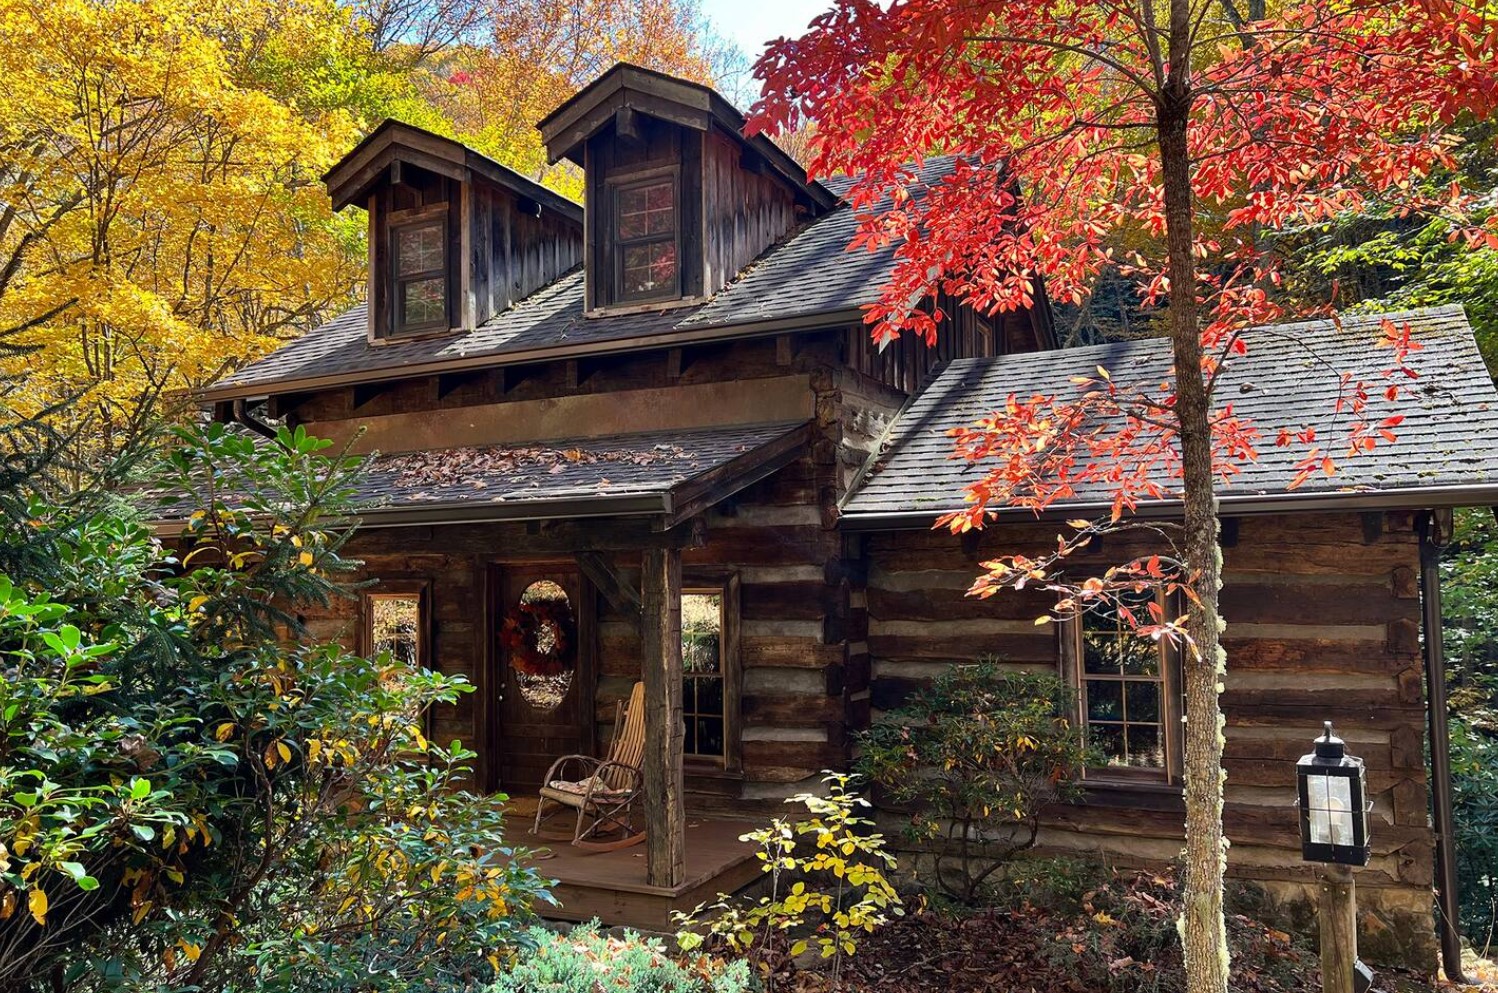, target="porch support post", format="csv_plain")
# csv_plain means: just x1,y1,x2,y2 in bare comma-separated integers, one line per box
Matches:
640,545,685,887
